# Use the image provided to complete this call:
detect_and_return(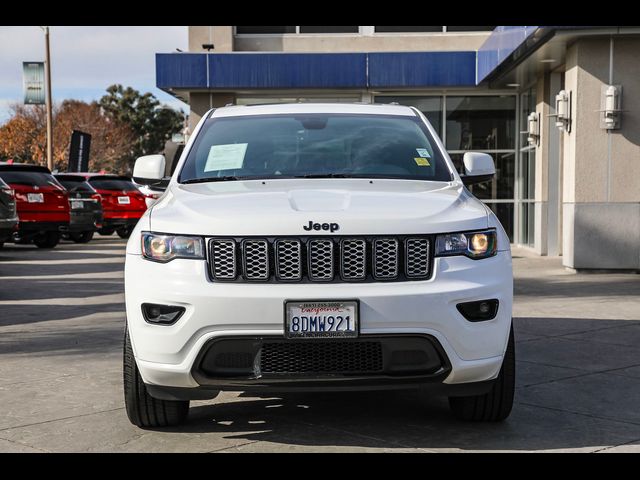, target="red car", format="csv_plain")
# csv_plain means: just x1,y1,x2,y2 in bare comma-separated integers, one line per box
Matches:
0,164,70,248
78,174,147,238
